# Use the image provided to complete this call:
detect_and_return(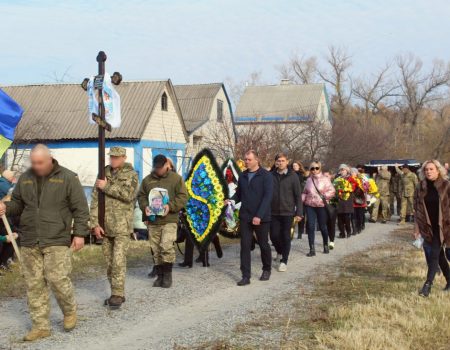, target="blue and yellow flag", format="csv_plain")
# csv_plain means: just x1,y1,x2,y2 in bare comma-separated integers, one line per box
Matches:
0,89,23,158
